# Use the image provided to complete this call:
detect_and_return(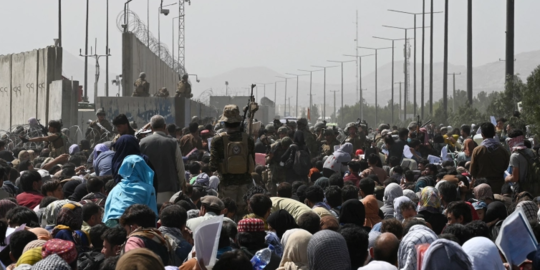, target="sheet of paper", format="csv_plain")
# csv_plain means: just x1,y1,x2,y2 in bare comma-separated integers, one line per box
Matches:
255,153,266,166
194,215,223,268
441,145,448,161
490,116,497,126
496,208,538,266
427,155,441,164
382,149,389,155
403,145,413,159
